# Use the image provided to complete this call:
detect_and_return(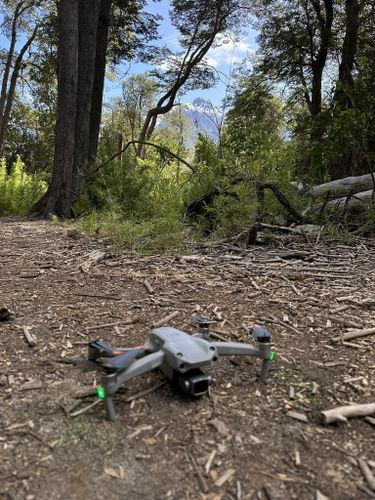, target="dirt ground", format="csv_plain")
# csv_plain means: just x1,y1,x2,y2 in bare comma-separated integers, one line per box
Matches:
0,218,374,500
